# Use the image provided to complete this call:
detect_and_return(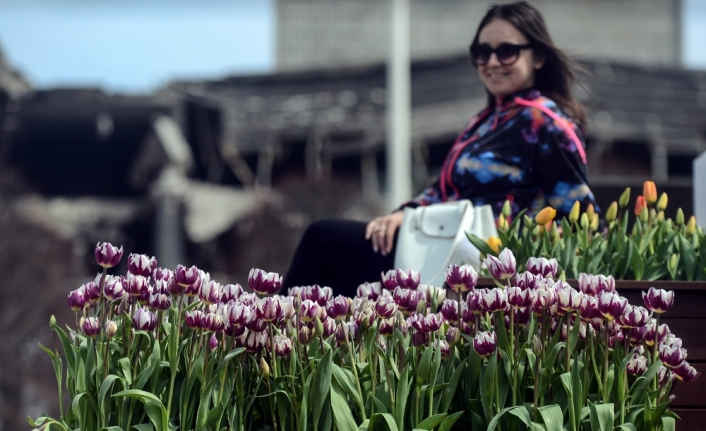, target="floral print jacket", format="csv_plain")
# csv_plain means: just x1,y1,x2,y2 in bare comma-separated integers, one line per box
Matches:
401,88,599,220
